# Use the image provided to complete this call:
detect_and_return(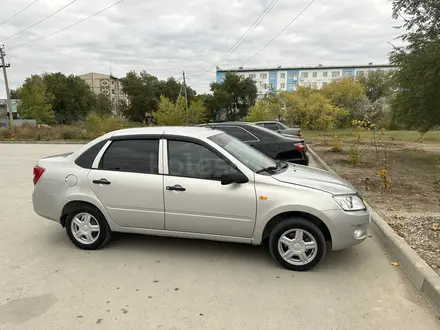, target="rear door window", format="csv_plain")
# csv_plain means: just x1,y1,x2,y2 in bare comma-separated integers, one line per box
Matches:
100,139,159,174
263,123,280,131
